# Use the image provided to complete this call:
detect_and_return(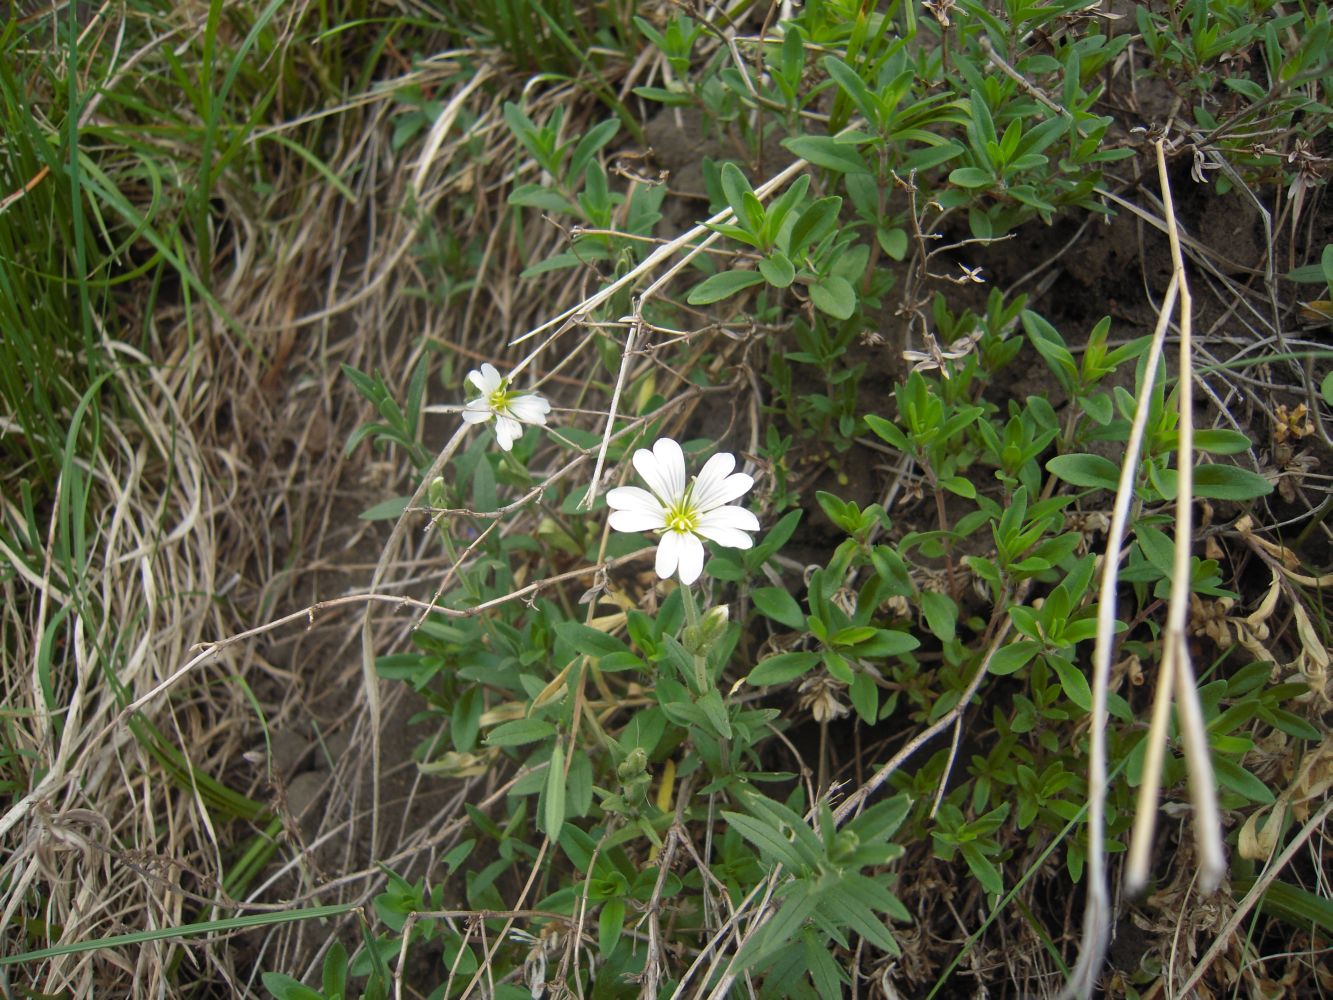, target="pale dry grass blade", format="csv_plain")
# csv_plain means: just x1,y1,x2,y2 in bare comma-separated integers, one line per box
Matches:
1124,139,1226,897
1059,271,1177,1000
1063,136,1230,998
